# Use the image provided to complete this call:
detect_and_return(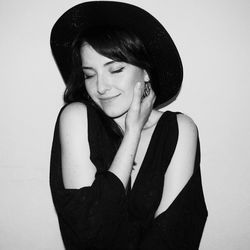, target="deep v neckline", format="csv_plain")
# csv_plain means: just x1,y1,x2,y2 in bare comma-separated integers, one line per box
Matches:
127,111,169,194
